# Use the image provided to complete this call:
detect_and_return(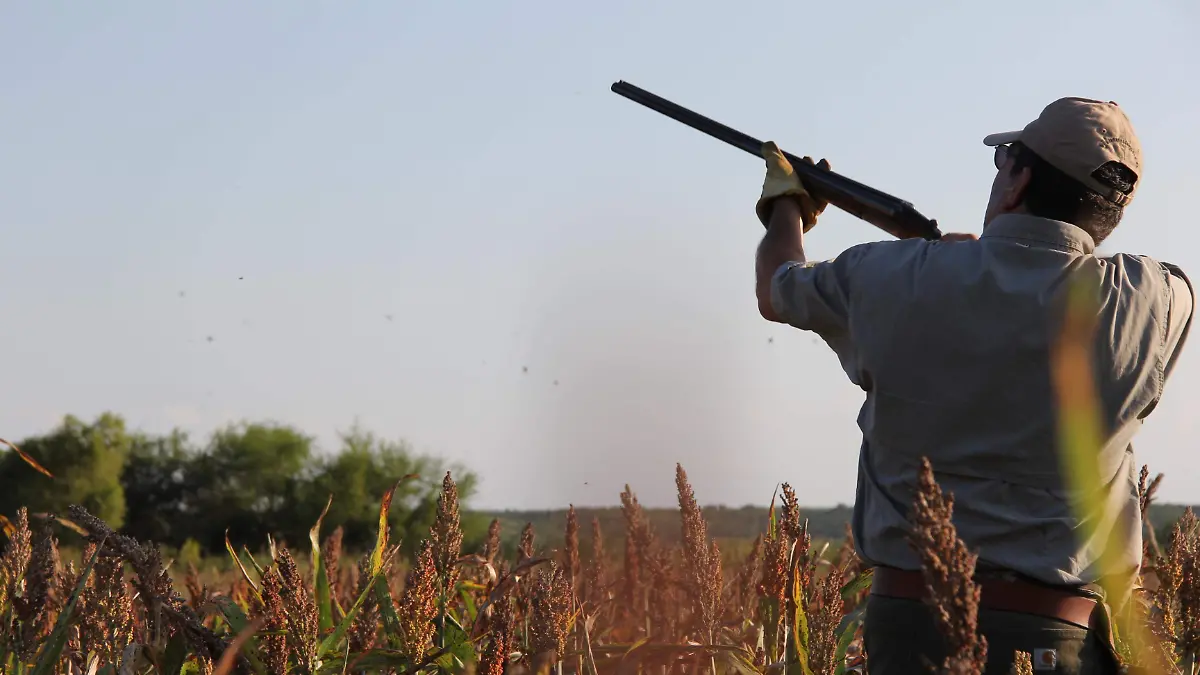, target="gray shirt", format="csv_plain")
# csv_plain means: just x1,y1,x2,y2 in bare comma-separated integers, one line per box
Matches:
770,213,1194,586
